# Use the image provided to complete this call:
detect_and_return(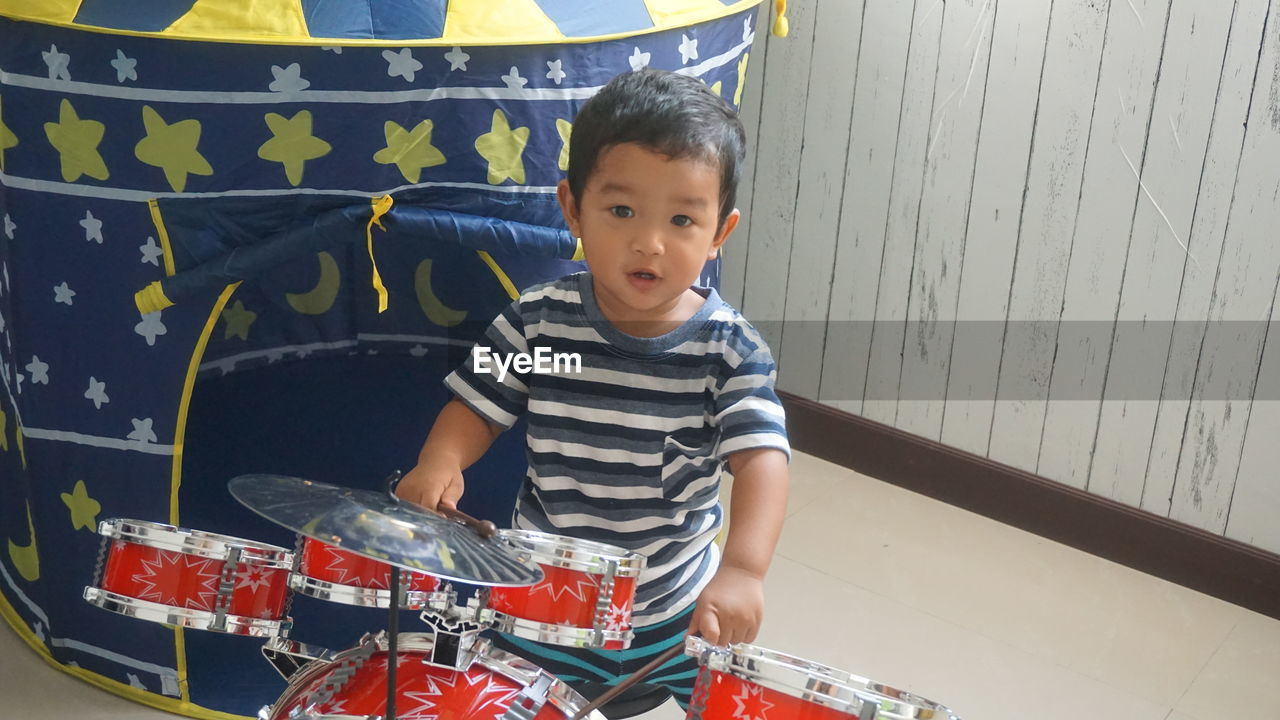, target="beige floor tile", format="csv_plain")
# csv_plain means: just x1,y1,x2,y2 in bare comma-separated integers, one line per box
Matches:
776,470,1241,707
1174,610,1280,719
